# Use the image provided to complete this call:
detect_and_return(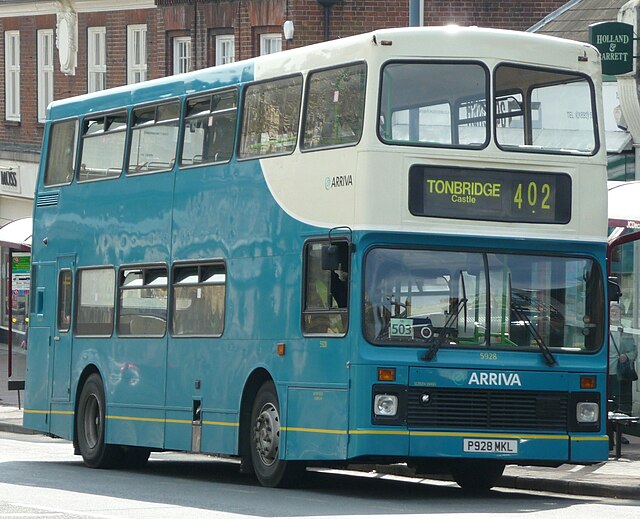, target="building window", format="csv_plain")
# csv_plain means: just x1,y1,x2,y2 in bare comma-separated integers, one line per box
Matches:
260,33,282,55
5,31,20,121
37,29,54,123
88,27,106,93
215,35,235,65
173,36,191,75
127,24,147,84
